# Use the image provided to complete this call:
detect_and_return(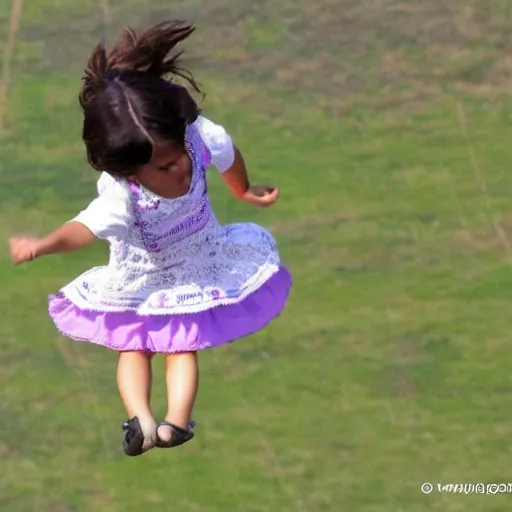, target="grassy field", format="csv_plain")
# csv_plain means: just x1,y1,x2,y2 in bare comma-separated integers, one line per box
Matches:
2,0,512,510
